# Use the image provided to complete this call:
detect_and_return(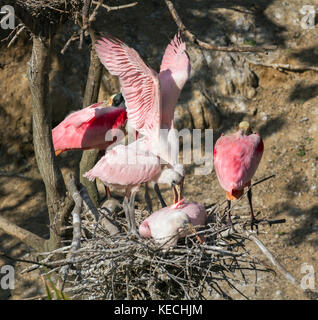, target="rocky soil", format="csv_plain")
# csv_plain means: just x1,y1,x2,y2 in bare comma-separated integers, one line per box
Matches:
0,0,317,299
